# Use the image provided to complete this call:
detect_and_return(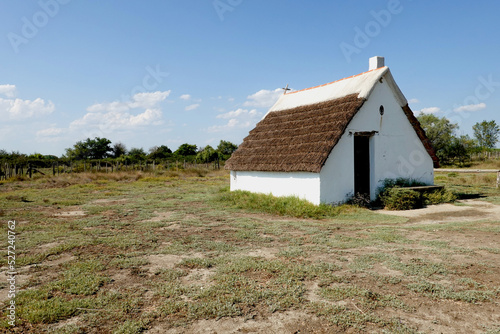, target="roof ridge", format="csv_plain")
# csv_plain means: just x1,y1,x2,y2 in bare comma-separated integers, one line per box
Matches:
286,66,386,96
